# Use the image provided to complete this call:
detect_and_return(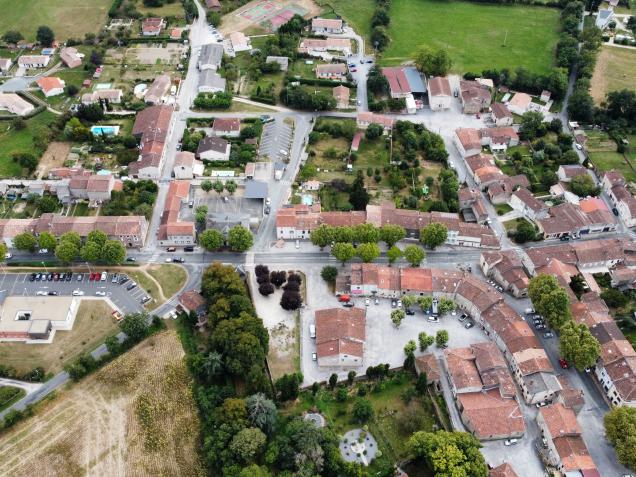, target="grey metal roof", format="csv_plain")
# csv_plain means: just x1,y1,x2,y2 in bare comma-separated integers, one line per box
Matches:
244,180,268,199
198,69,226,91
404,67,426,94
200,43,223,68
